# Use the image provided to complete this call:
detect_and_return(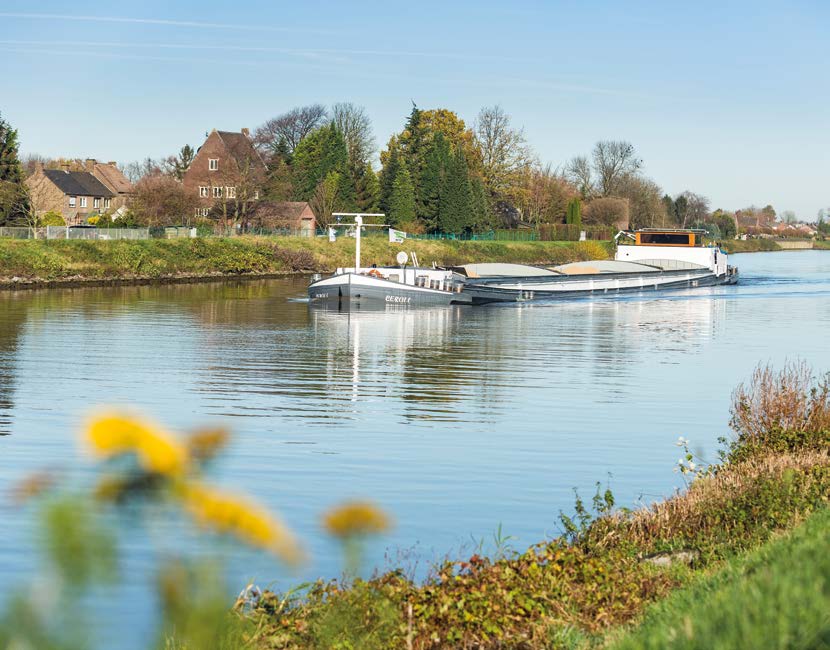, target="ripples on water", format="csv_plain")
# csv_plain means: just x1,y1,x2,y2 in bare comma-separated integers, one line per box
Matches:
0,250,829,646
